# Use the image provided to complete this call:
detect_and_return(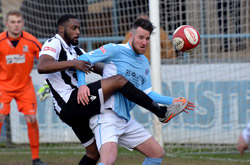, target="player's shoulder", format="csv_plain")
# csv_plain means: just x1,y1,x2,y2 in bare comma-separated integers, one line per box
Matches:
0,31,8,41
22,31,38,40
101,43,119,52
105,42,127,50
44,36,61,46
40,36,63,55
105,43,117,47
117,43,134,54
21,31,42,47
118,42,130,49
